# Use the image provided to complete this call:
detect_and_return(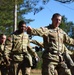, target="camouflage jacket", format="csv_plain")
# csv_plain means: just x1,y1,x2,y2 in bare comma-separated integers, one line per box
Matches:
0,44,5,65
4,30,37,63
28,25,74,62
